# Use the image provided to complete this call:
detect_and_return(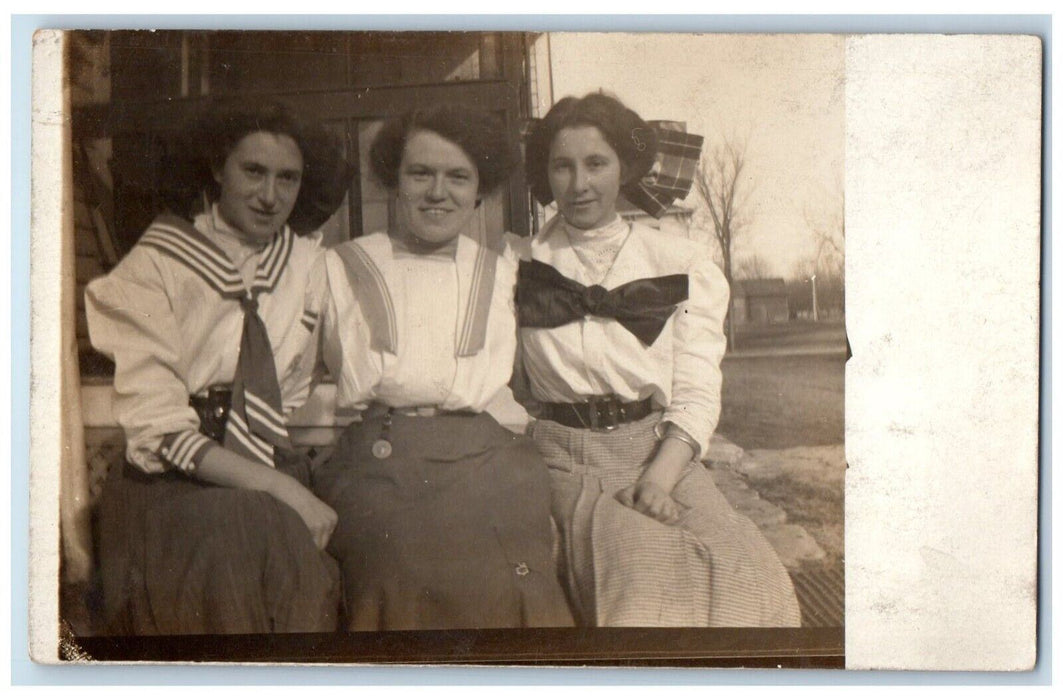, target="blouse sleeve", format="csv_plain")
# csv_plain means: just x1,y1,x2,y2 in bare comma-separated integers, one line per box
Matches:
84,246,216,474
280,241,328,415
660,249,731,456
